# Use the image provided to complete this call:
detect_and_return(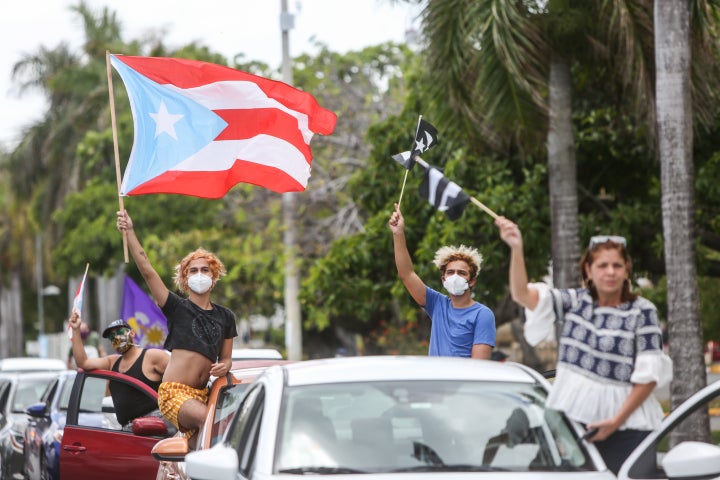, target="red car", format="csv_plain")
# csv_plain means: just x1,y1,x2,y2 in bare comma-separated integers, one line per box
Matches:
56,368,171,480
